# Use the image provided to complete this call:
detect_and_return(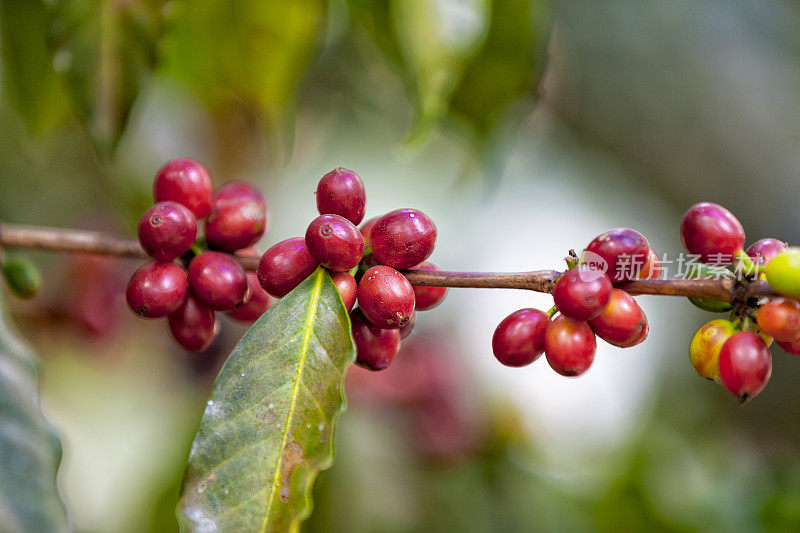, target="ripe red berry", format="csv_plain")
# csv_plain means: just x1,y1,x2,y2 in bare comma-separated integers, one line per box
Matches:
316,168,366,225
634,248,662,279
544,315,596,377
351,307,401,371
552,266,612,321
718,331,772,402
588,289,648,347
746,238,788,267
187,251,249,311
756,298,800,342
400,312,416,339
680,202,745,264
305,214,364,271
212,181,266,210
137,201,197,261
357,265,415,329
777,337,800,355
126,262,188,318
331,271,357,311
168,293,217,351
370,209,436,269
257,238,320,298
228,272,274,322
206,198,267,252
410,261,448,311
492,308,549,367
360,217,378,250
153,158,213,218
585,228,650,282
